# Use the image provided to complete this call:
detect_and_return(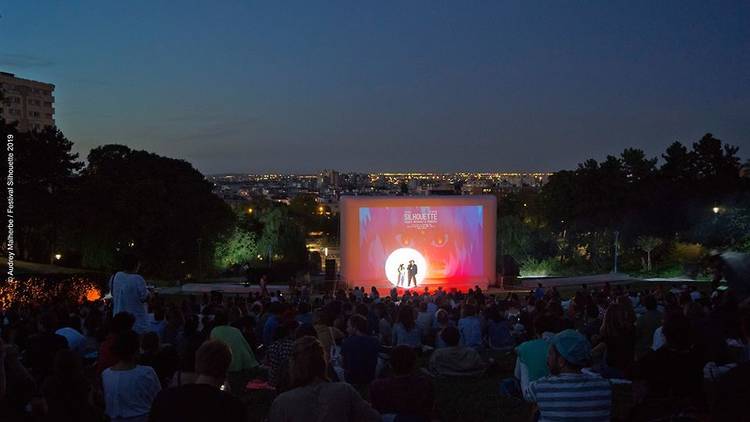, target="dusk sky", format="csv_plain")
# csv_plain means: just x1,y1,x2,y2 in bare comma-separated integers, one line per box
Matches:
2,1,748,174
